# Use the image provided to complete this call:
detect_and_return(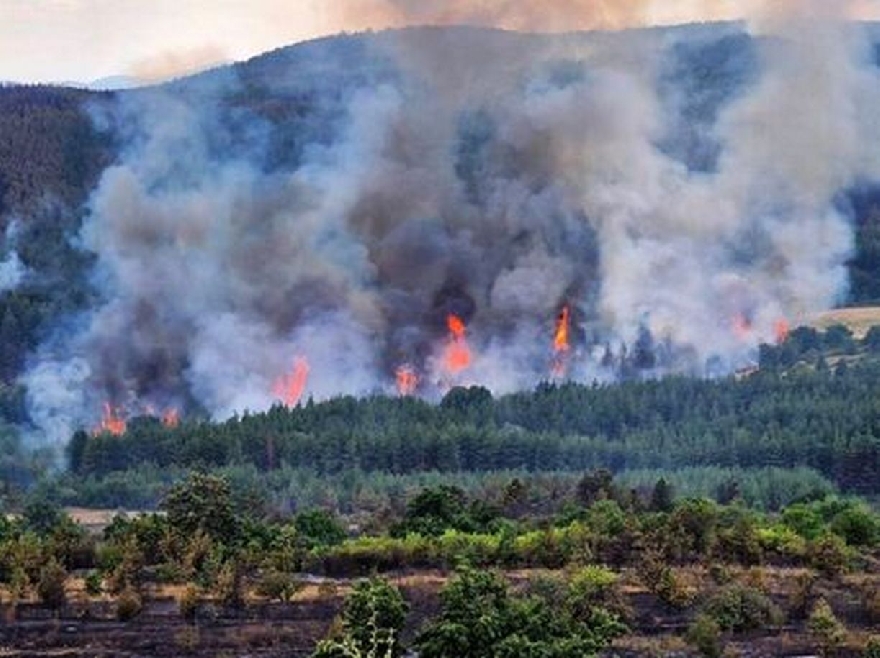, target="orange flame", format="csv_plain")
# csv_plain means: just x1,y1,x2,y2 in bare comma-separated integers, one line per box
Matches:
448,314,466,339
273,356,310,406
443,314,472,374
395,365,419,396
95,402,126,436
774,318,790,344
551,306,572,377
162,408,180,428
554,306,571,353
